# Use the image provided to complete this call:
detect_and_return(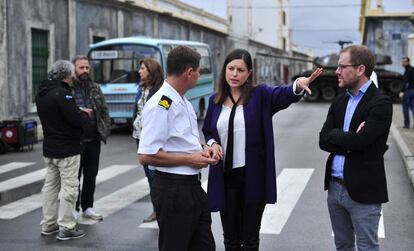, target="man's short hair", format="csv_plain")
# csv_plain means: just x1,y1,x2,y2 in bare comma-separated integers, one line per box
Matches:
48,60,74,81
402,57,410,63
166,45,201,76
72,55,89,65
341,45,375,78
